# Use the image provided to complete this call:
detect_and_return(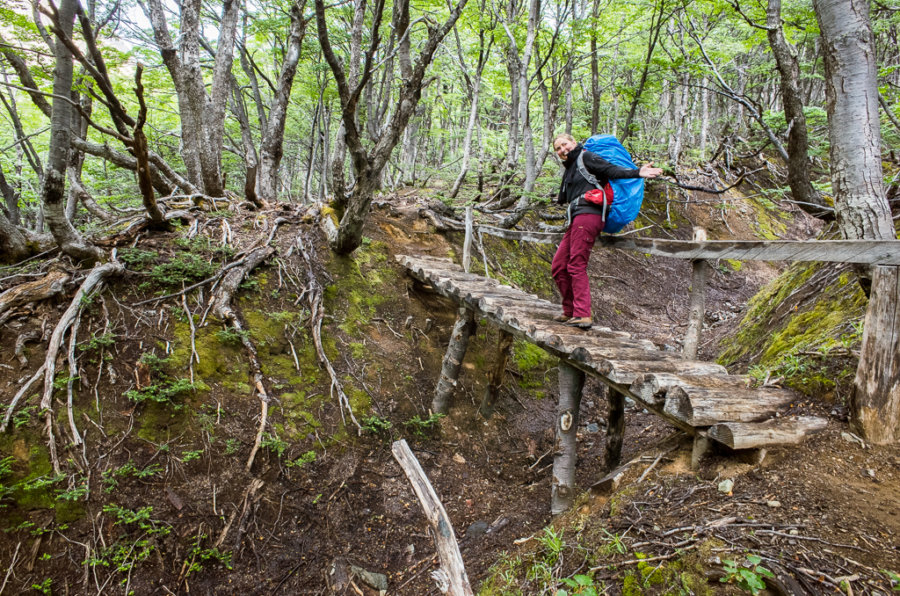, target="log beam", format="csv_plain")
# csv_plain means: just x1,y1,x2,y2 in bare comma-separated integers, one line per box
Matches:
604,387,626,472
432,307,477,414
479,329,513,419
